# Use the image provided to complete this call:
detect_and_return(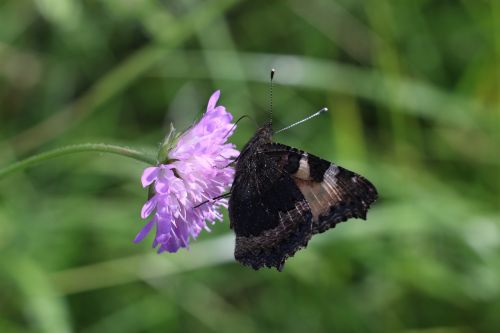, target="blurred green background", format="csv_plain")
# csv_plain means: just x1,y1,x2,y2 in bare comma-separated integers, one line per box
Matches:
1,0,499,332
